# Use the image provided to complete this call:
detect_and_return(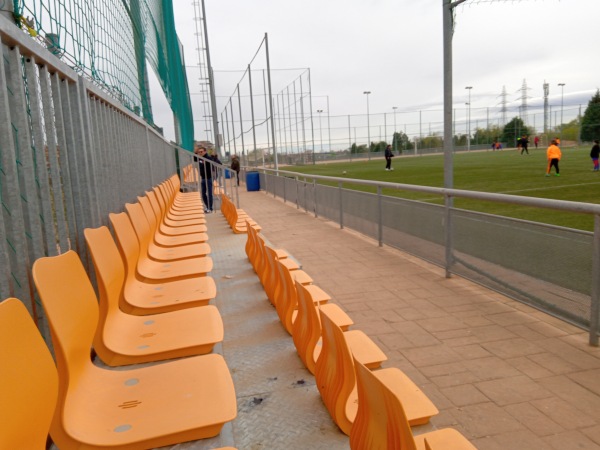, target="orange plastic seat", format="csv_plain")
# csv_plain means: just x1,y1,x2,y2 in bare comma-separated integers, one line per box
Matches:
141,193,209,247
351,357,476,450
84,228,223,365
221,194,260,233
0,298,58,449
110,211,213,282
293,281,388,375
32,255,237,449
156,184,206,224
128,199,211,261
275,259,319,334
263,244,299,306
315,308,438,436
148,187,207,235
104,215,216,314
